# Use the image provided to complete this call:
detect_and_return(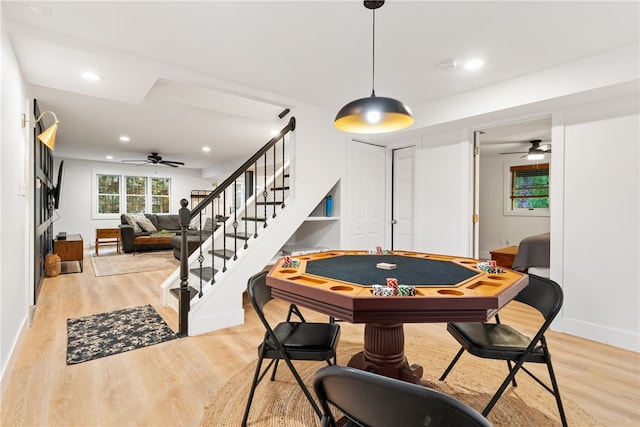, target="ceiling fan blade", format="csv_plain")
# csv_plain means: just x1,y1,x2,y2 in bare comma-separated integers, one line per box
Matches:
160,160,185,166
499,151,528,155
